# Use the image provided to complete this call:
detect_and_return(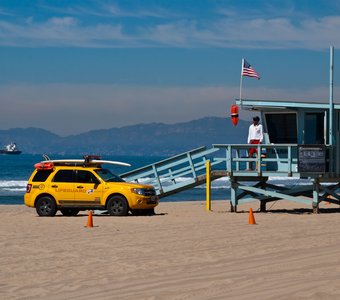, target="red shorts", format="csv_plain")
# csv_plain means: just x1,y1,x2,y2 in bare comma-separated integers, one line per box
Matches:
248,139,260,156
